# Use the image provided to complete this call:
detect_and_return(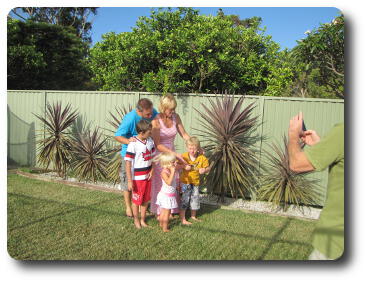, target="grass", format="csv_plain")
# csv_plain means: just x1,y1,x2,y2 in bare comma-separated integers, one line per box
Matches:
7,173,316,260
